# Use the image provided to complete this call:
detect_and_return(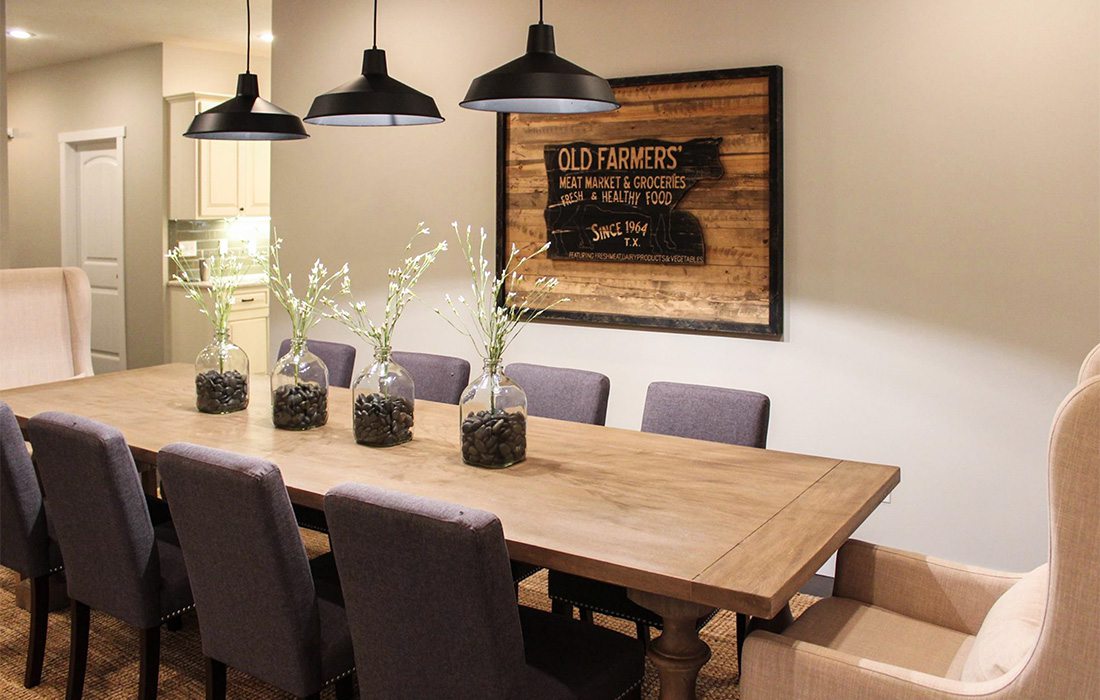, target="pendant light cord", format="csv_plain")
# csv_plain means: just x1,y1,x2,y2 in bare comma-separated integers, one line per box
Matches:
245,0,252,74
373,0,379,48
538,0,544,24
